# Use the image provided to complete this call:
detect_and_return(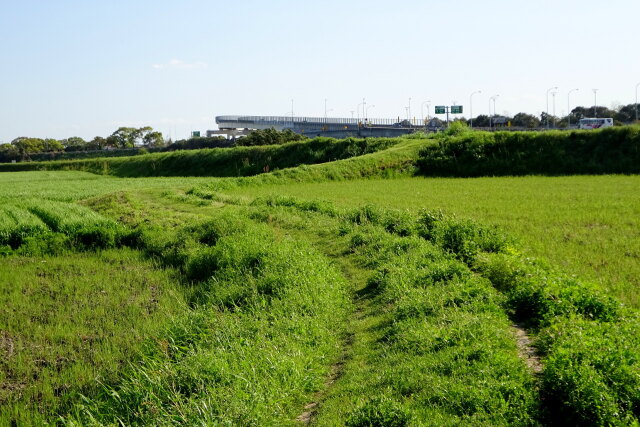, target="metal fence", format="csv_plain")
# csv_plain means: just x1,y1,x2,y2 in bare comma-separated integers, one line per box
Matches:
216,115,430,129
